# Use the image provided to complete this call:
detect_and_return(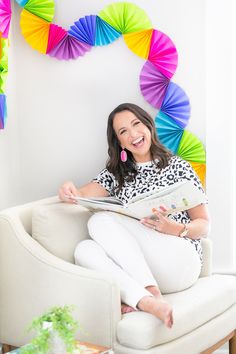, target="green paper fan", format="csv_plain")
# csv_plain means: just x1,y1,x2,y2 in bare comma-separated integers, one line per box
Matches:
99,2,152,34
177,130,206,163
24,0,55,23
0,38,9,94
